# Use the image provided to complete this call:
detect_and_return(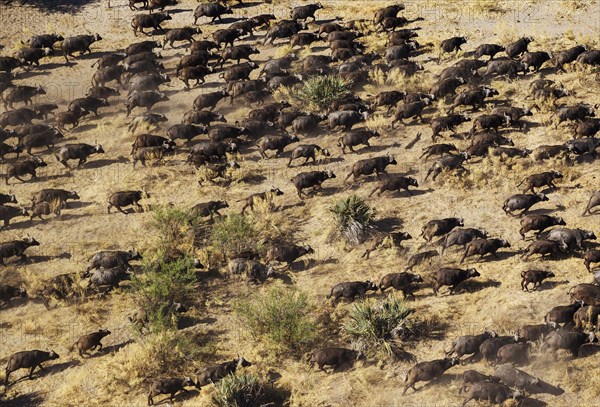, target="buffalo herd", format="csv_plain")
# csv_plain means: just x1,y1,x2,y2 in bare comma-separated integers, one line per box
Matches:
0,0,599,405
